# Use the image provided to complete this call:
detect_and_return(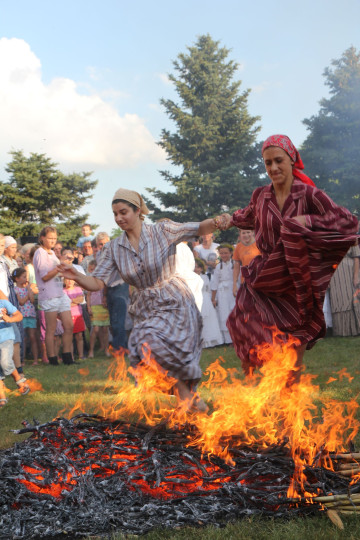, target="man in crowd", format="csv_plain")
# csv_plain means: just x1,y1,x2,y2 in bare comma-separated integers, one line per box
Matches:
96,232,129,351
81,240,94,274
